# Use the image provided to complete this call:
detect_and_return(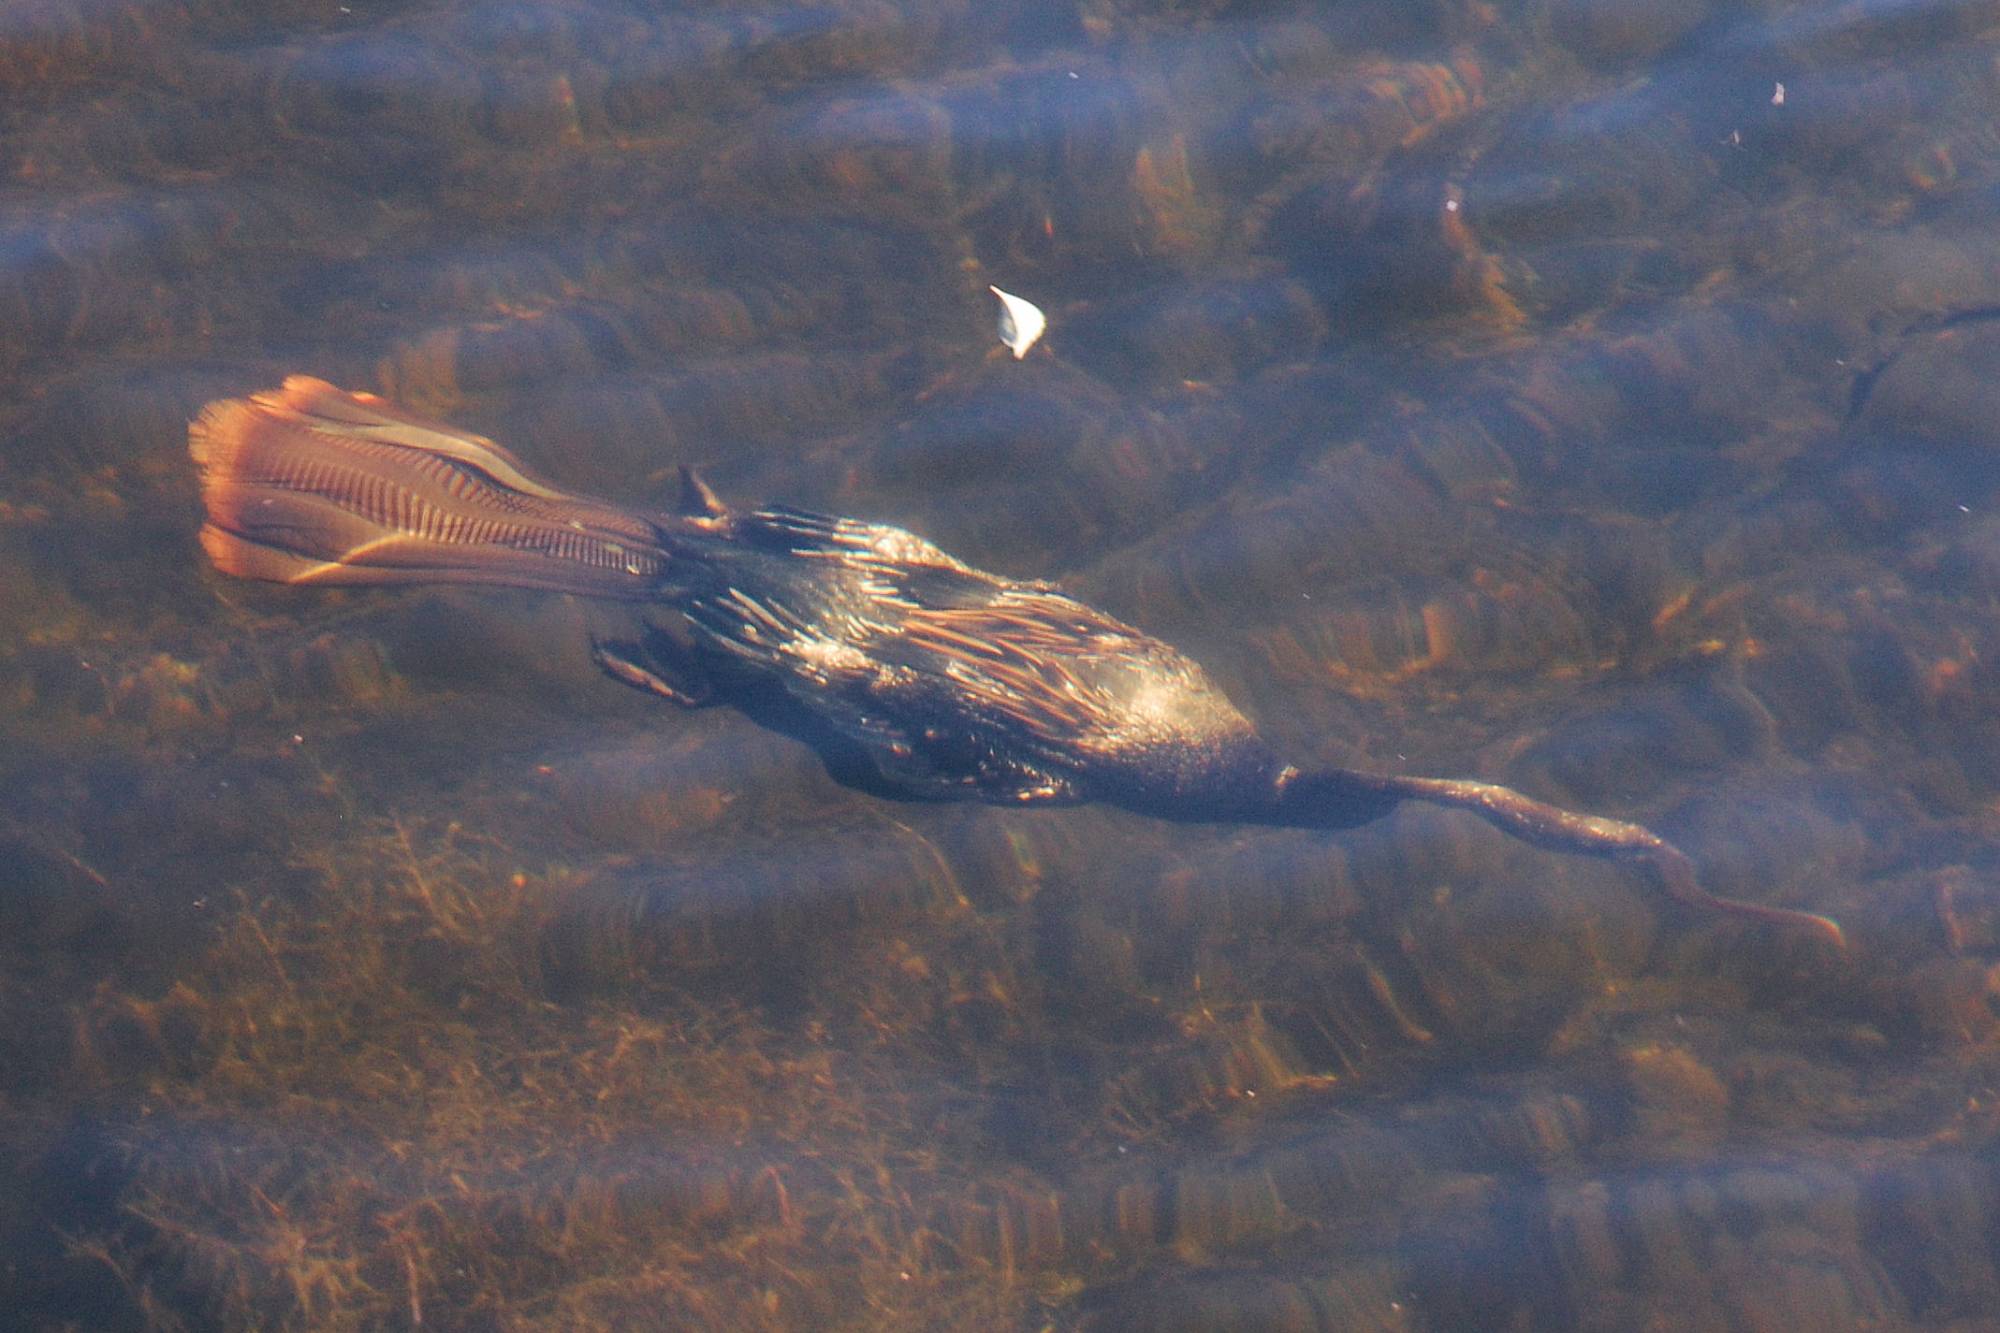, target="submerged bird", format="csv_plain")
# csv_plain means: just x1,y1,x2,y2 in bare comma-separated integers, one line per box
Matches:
189,376,1843,946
